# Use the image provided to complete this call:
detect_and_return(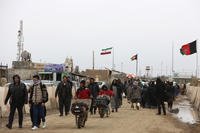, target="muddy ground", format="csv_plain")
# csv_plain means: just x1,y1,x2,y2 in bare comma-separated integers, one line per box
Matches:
0,100,200,133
